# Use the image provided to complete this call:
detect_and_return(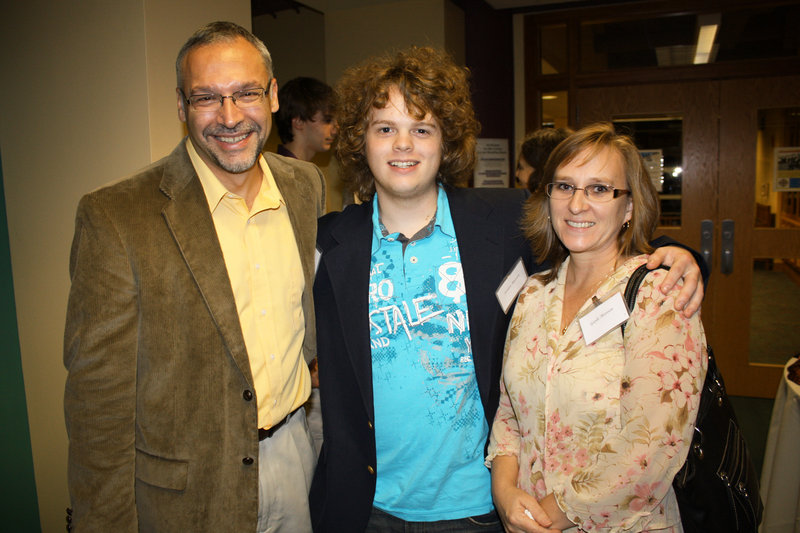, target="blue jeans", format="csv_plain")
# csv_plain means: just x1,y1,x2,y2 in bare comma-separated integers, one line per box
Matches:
364,506,503,533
